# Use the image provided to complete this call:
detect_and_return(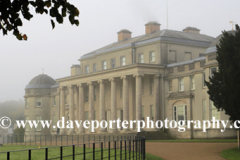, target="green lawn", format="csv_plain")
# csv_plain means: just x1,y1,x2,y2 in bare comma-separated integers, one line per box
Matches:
0,145,163,160
146,139,237,143
221,147,240,160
